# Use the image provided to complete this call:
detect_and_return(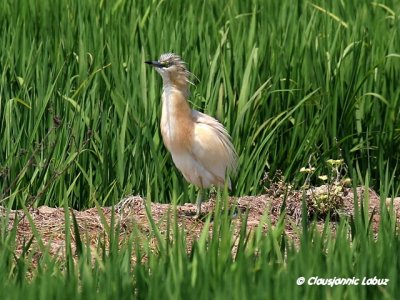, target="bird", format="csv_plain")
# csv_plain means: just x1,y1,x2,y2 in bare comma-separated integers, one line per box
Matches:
145,53,238,217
